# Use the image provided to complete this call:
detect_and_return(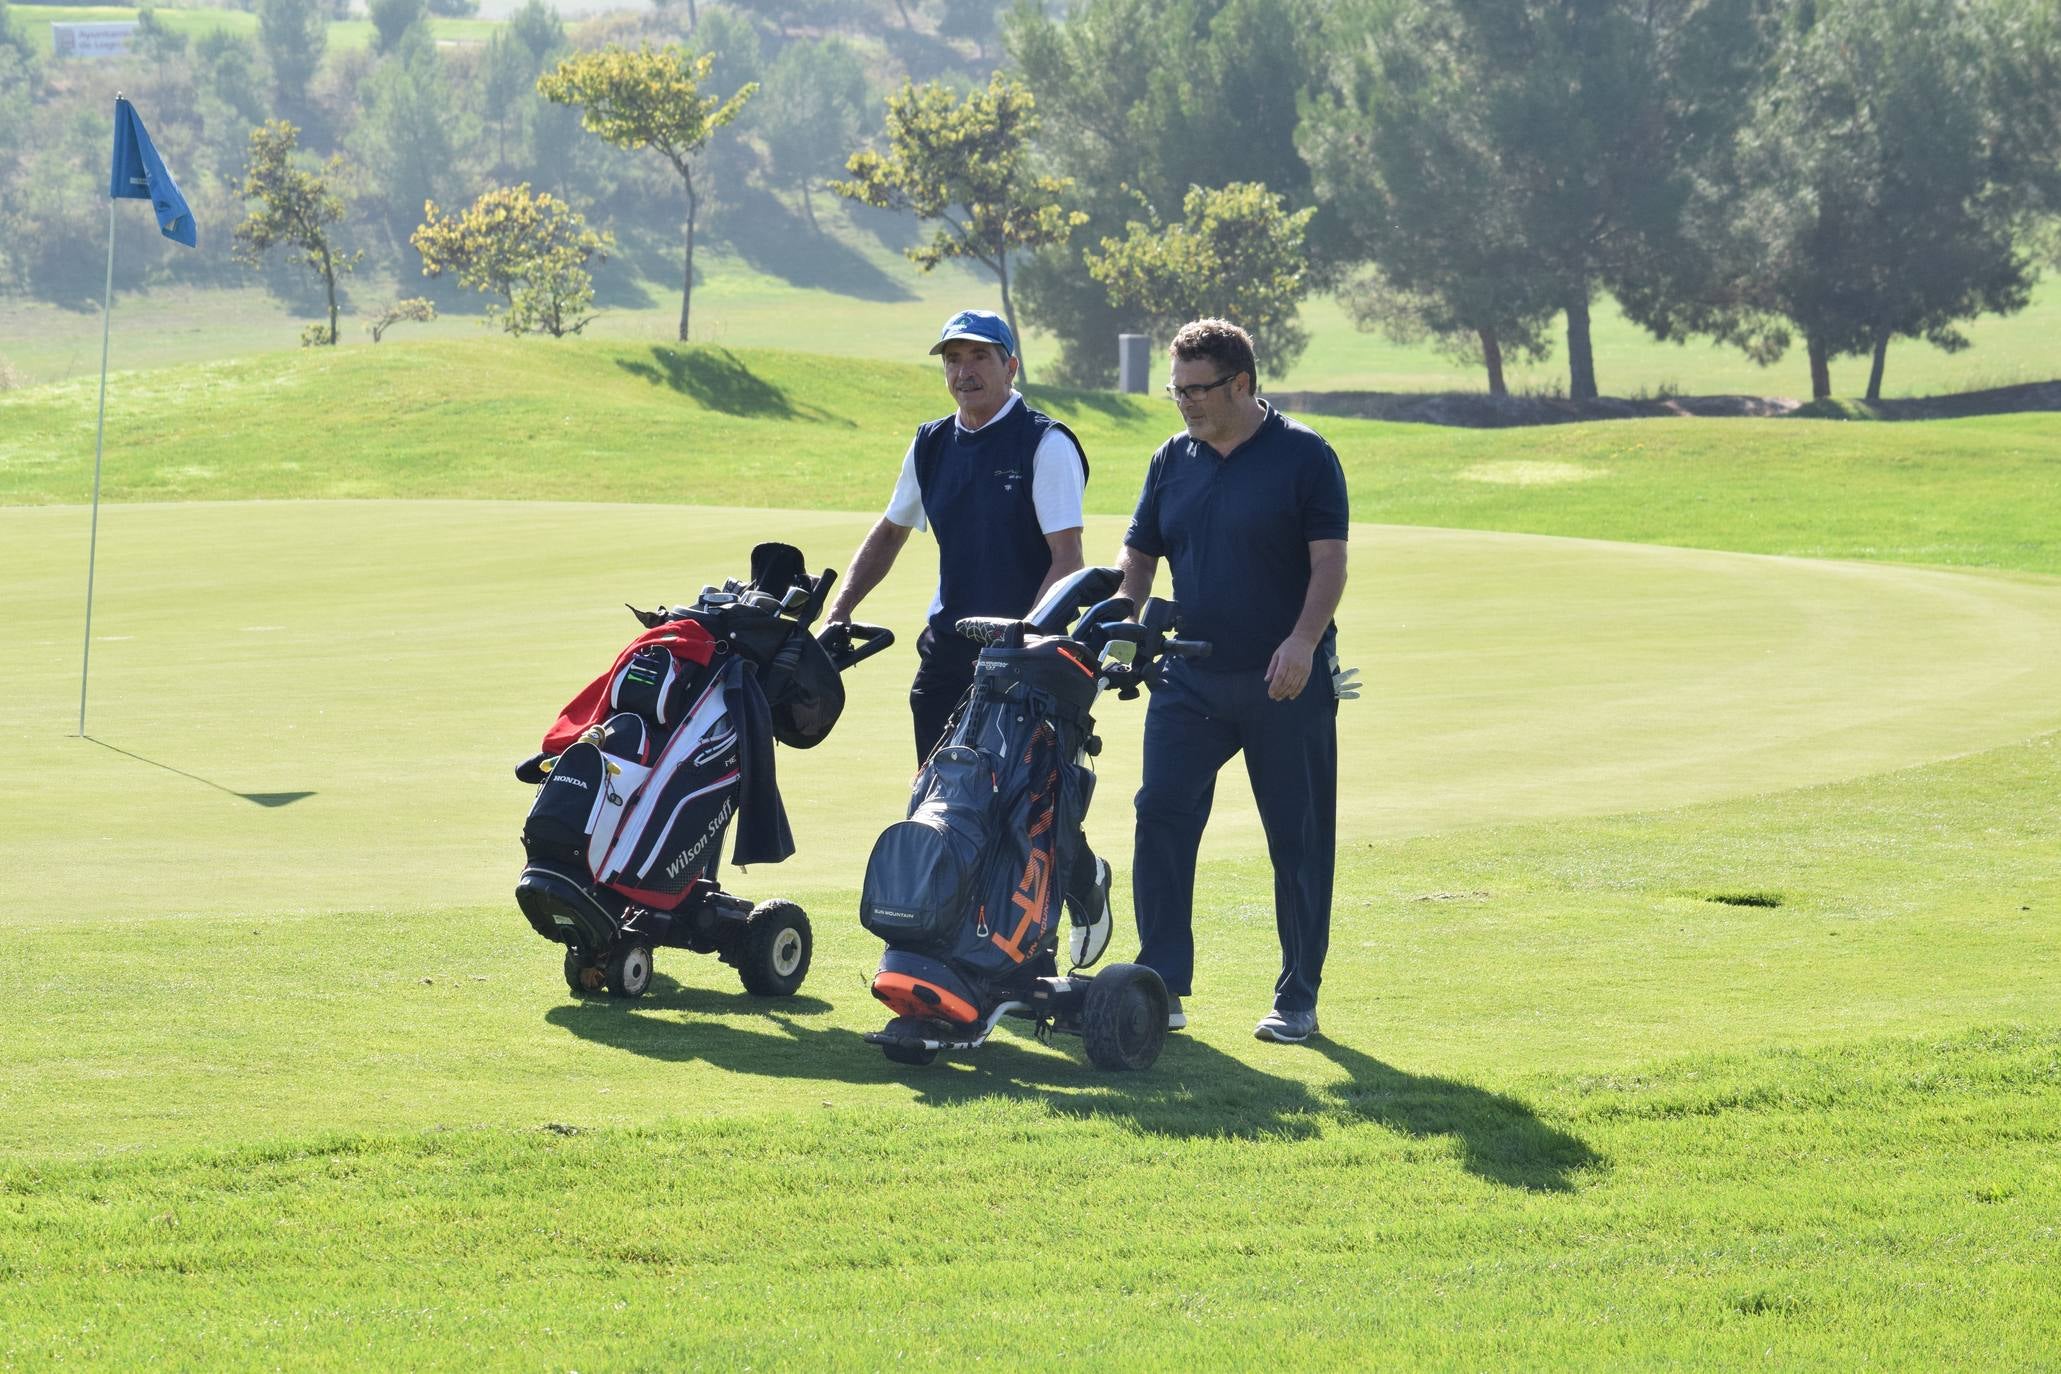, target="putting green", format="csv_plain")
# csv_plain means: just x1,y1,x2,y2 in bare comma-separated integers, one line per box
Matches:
5,500,2060,928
